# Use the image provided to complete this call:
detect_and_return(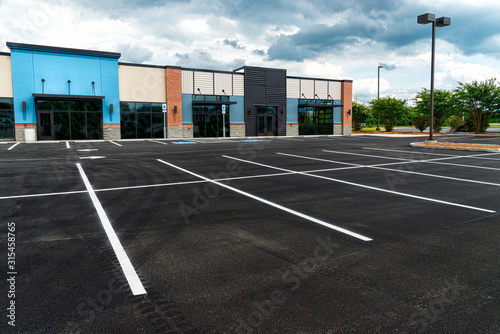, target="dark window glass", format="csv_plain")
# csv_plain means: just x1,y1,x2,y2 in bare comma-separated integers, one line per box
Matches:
152,113,164,138
71,112,87,139
193,95,205,102
136,103,150,113
70,101,85,111
120,113,136,139
193,105,229,137
86,101,101,112
0,110,15,140
53,100,70,111
87,112,102,139
37,100,52,111
120,102,135,112
137,113,152,138
54,111,70,140
298,107,333,135
0,98,14,110
151,103,162,113
257,106,274,114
